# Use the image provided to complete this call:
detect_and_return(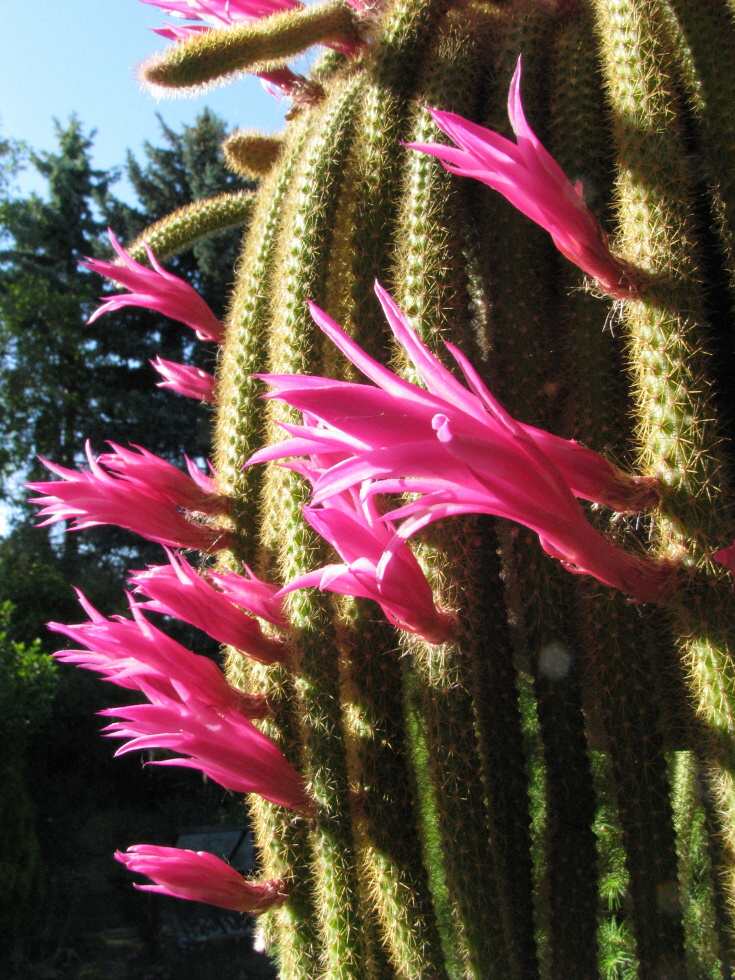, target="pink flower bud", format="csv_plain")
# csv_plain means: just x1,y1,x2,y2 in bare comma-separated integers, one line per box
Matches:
151,357,215,402
82,230,224,343
116,844,288,914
